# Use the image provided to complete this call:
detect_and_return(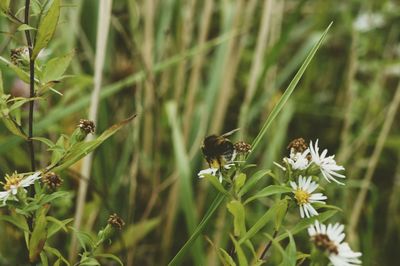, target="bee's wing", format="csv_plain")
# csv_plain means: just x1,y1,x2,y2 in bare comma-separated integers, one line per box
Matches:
221,128,240,138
